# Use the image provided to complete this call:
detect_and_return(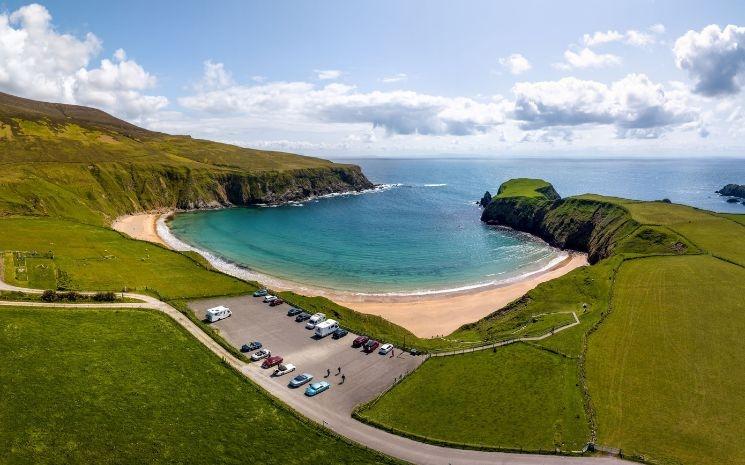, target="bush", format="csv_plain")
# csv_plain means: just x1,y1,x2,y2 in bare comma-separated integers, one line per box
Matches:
41,290,58,302
62,291,81,302
92,291,116,302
